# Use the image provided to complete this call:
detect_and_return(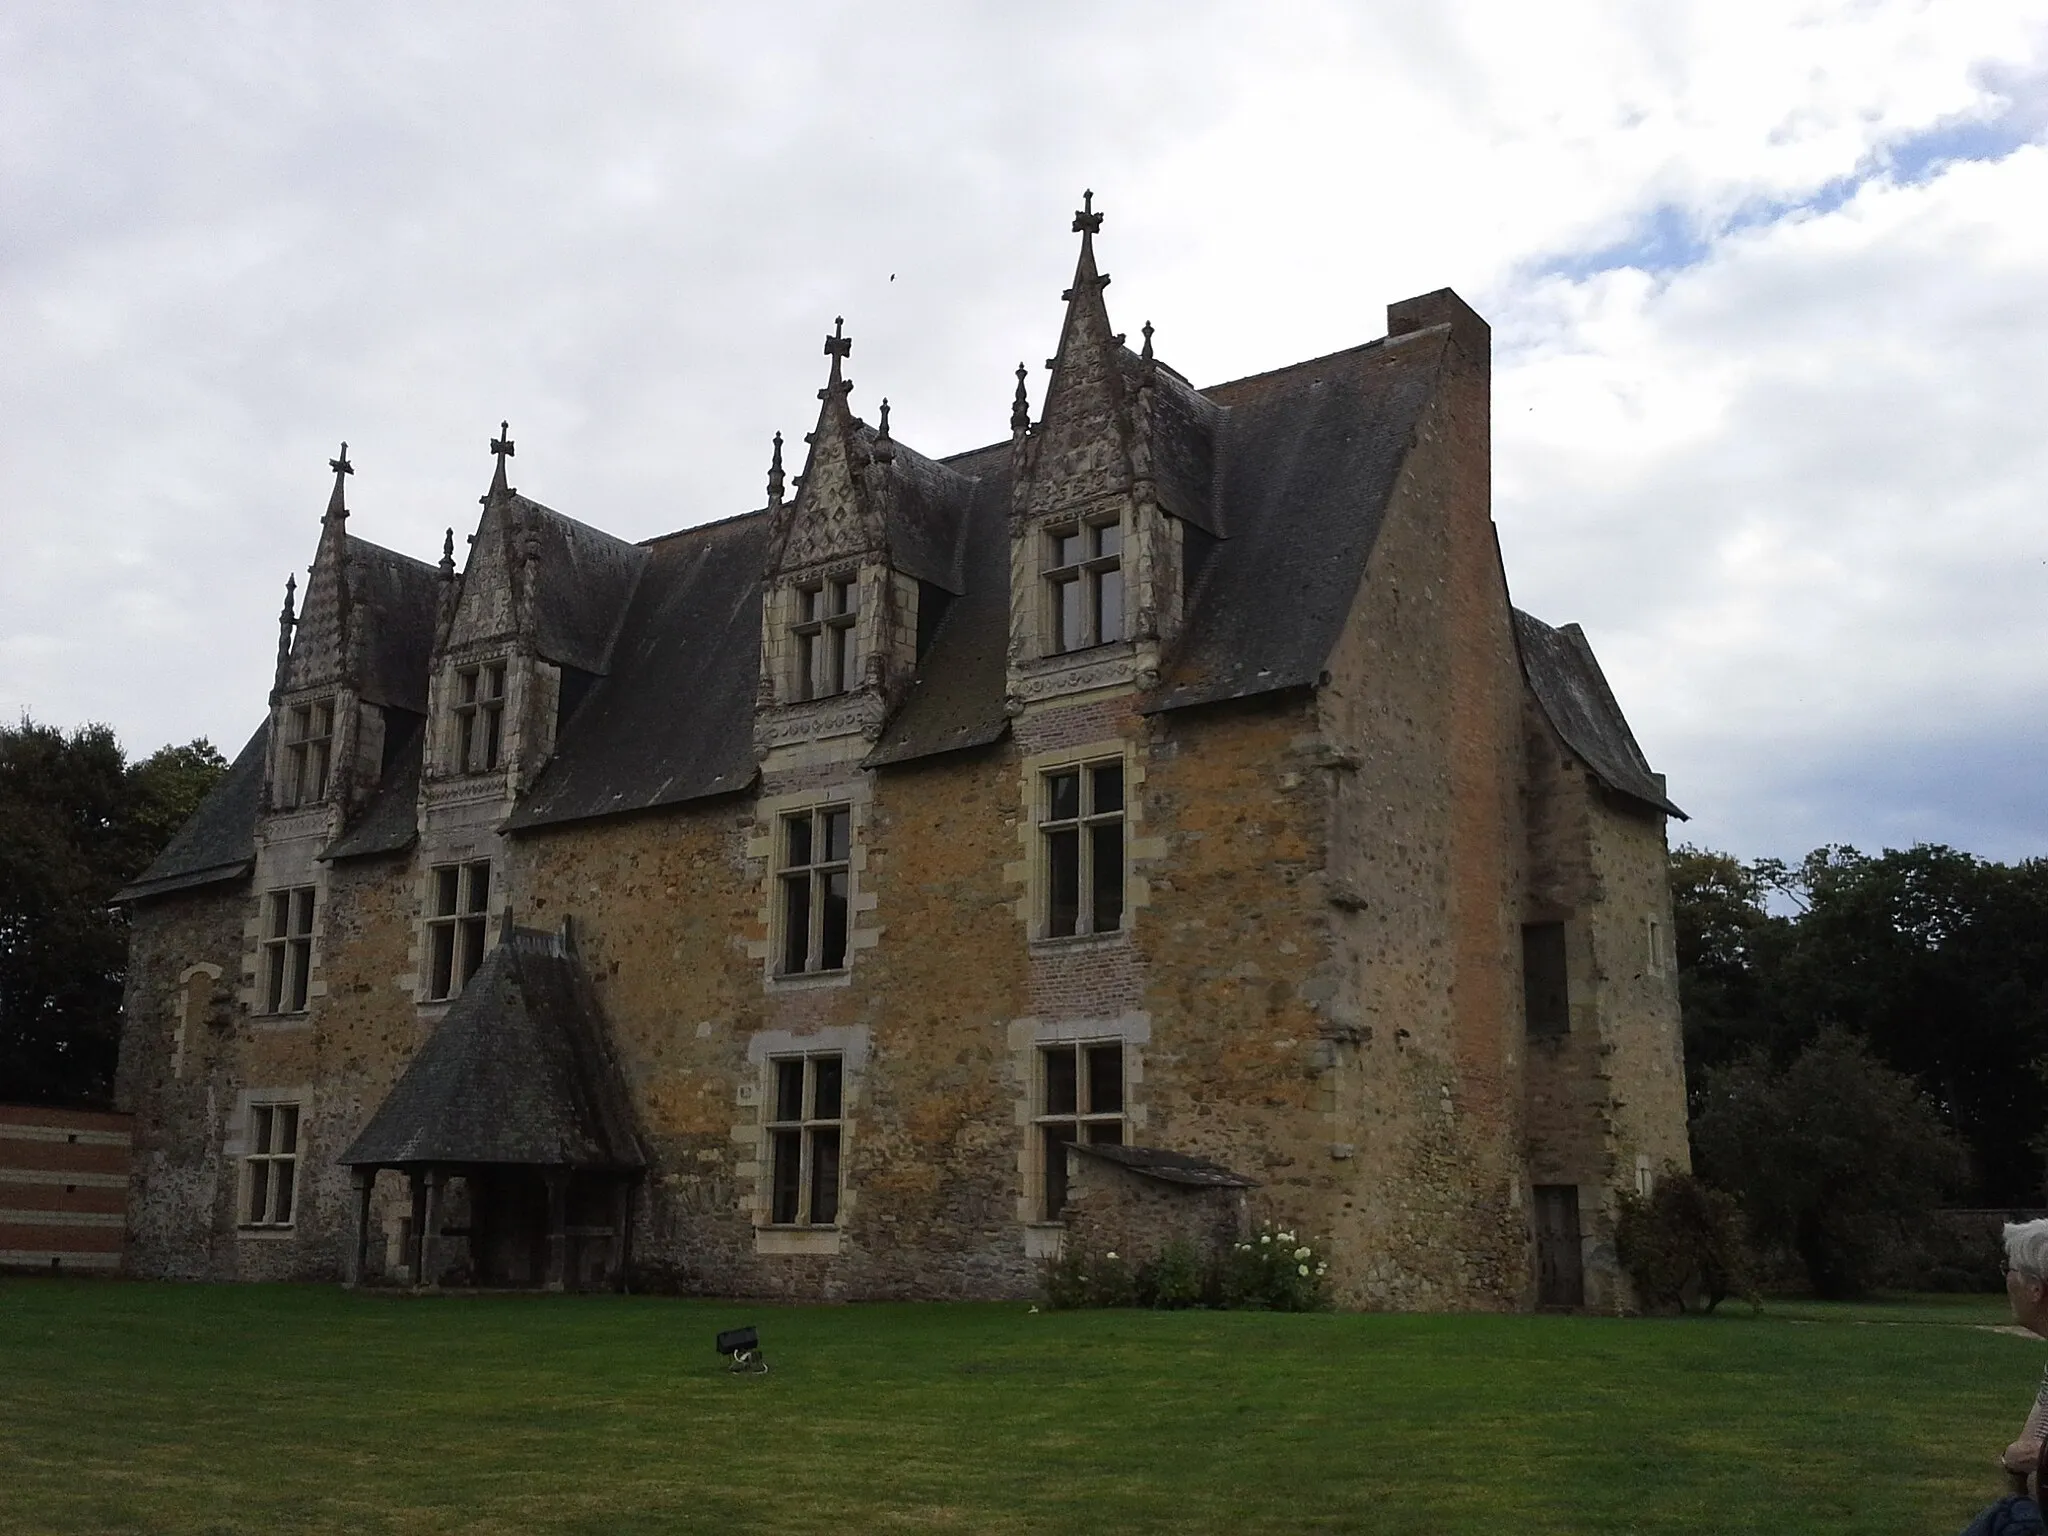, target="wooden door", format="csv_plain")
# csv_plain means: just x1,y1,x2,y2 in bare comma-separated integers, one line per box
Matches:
1534,1184,1585,1308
